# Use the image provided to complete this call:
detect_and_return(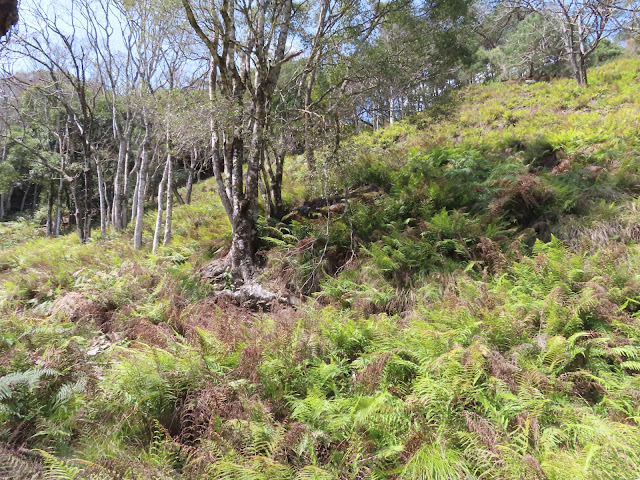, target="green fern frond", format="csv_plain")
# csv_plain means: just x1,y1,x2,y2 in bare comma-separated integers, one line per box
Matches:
37,451,80,480
621,361,640,371
0,368,59,400
400,443,471,480
53,377,87,411
260,236,289,247
294,465,334,480
611,345,640,359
